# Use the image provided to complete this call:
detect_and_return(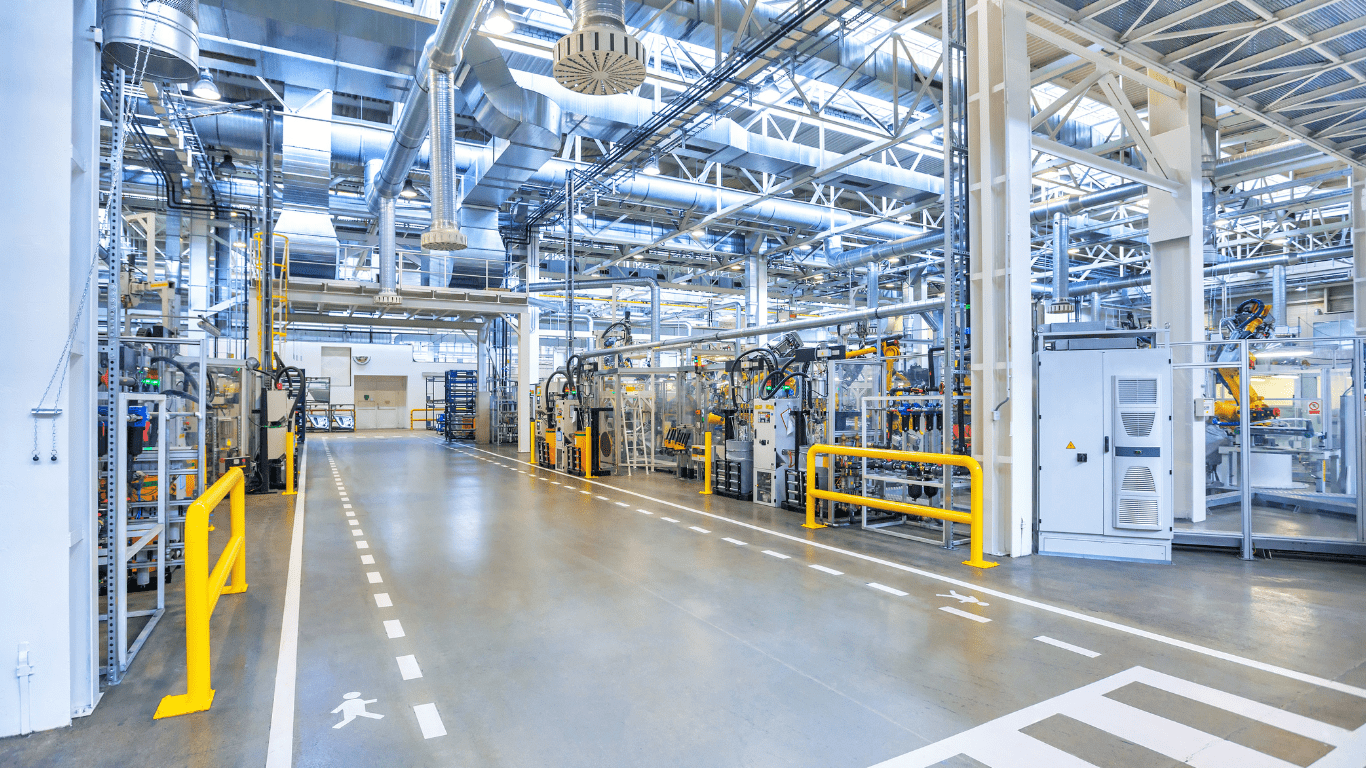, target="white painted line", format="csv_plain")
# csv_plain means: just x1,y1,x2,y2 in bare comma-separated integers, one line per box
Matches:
689,526,711,533
265,440,309,768
343,503,352,509
661,517,680,523
454,446,1366,700
356,541,369,549
348,519,358,526
340,496,349,502
374,593,393,608
869,582,909,597
616,501,630,507
551,481,561,485
637,509,653,515
519,470,526,473
346,511,355,517
595,495,609,500
351,529,363,537
366,572,383,584
1035,636,1100,658
722,537,747,546
940,606,991,623
396,655,422,680
360,554,374,564
580,490,591,495
384,621,405,640
810,564,844,575
762,550,791,559
413,703,447,739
